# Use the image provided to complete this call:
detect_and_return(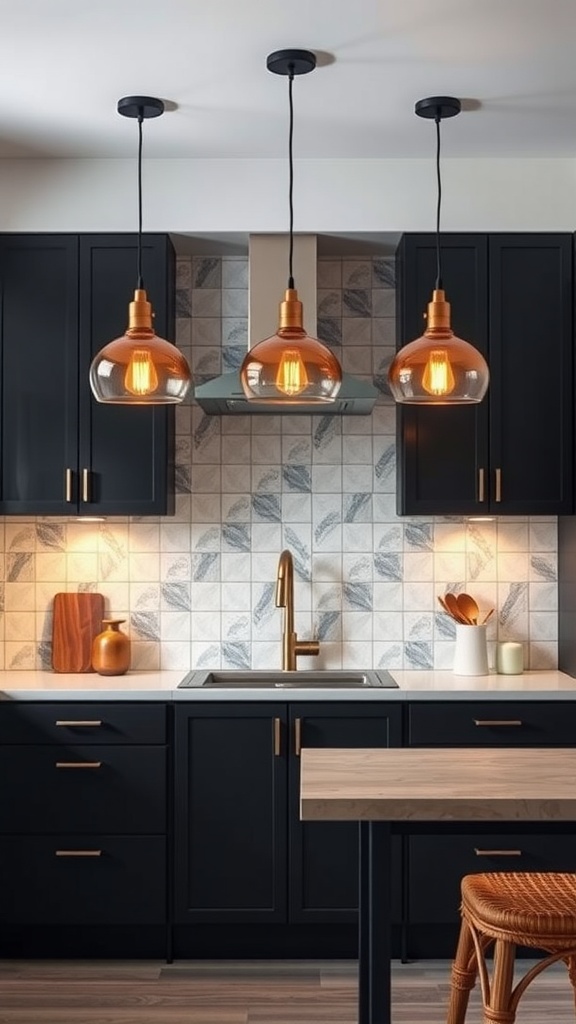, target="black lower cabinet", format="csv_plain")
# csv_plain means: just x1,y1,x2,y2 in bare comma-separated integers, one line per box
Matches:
0,702,168,958
173,704,288,924
405,700,576,959
6,696,576,961
409,831,576,925
405,827,576,959
287,705,402,925
173,701,402,957
0,836,165,925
